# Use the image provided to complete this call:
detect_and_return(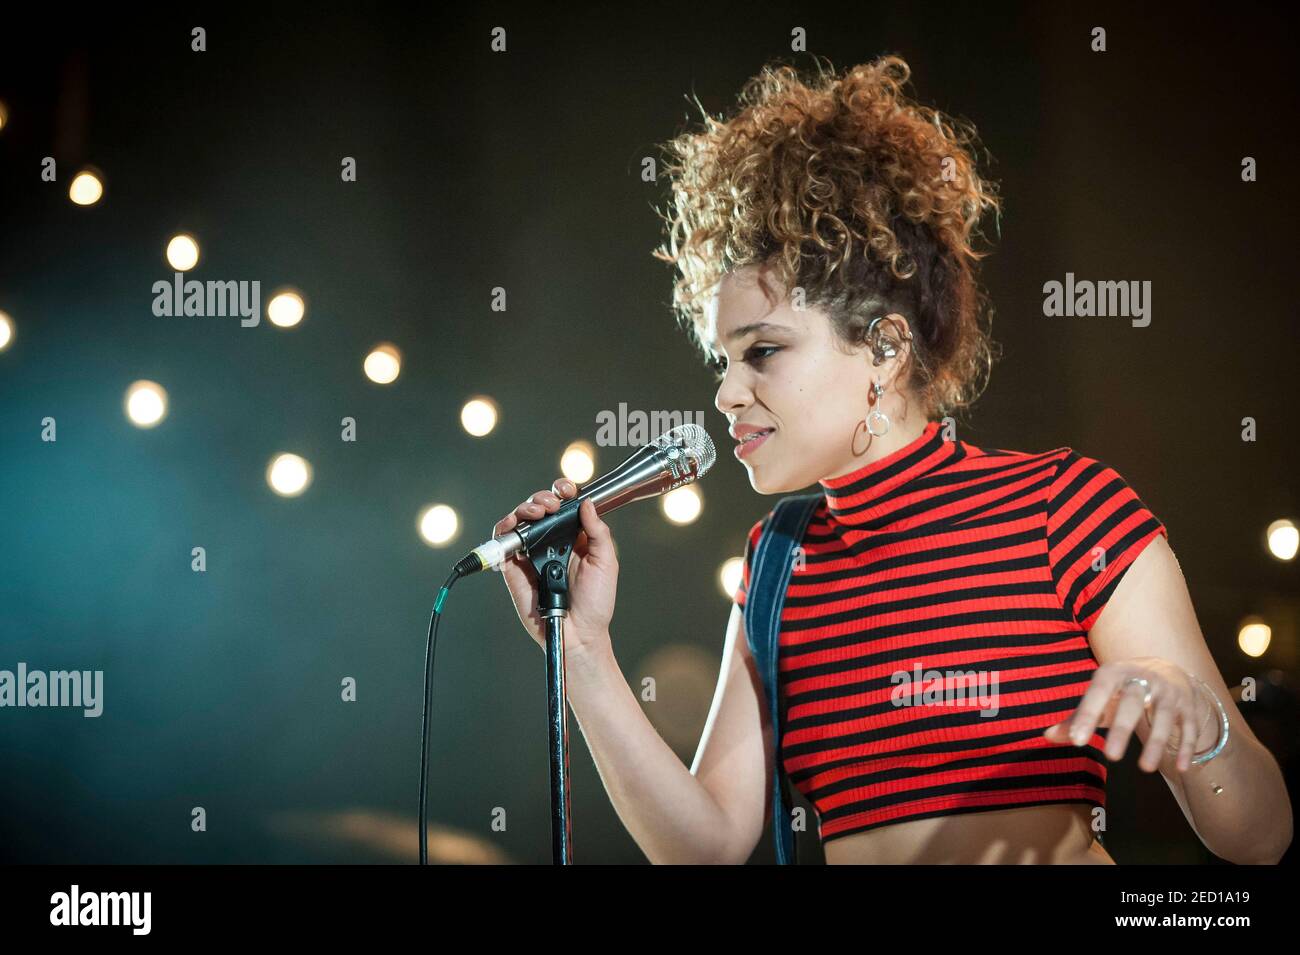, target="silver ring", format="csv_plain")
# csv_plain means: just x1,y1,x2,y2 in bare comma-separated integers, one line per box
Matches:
1122,676,1153,707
